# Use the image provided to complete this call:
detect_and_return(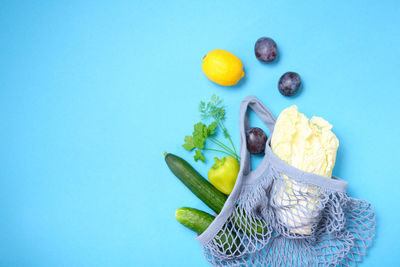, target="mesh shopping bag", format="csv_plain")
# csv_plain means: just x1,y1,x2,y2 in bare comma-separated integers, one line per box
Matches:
196,96,375,266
